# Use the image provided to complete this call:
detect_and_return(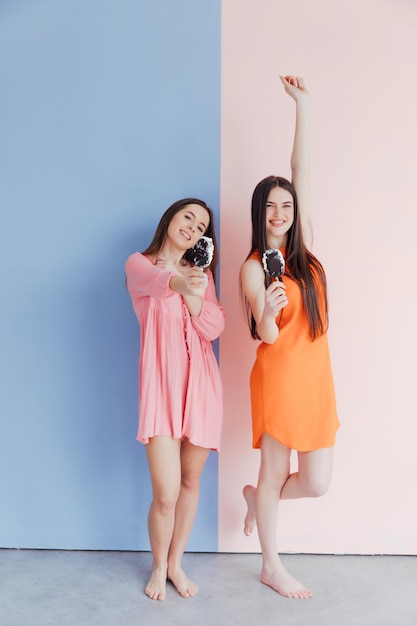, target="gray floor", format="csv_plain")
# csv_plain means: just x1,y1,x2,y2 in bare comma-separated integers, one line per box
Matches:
1,550,416,626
